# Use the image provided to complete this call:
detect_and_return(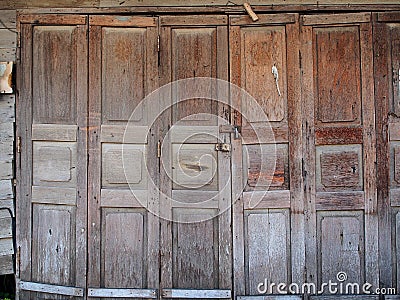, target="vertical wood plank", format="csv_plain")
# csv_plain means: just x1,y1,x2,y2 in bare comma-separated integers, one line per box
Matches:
16,24,33,298
159,24,173,292
230,23,246,298
216,25,231,290
301,23,318,285
75,22,88,291
360,21,379,289
88,24,102,290
286,15,305,287
373,15,393,289
145,23,160,291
